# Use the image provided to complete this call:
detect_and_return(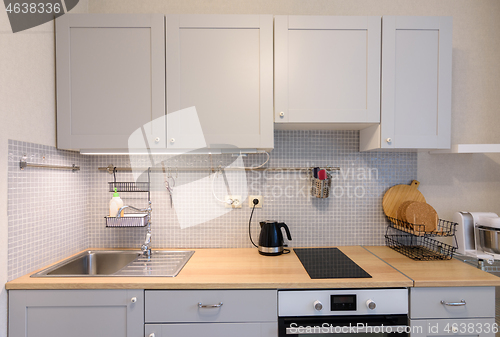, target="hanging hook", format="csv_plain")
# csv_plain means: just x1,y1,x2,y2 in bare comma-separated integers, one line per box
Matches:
113,166,117,186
